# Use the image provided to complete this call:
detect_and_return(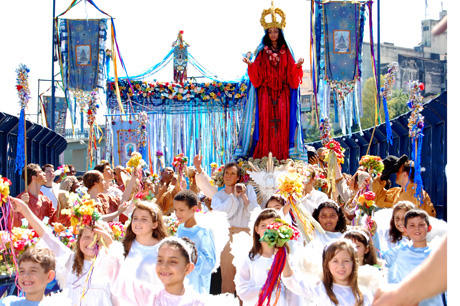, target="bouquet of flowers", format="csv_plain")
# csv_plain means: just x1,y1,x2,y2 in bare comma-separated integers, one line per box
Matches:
260,218,300,248
68,198,101,230
277,172,304,199
0,227,40,275
359,155,384,177
324,140,345,165
357,191,377,216
109,222,125,241
163,214,180,236
0,176,11,205
127,152,147,169
172,153,188,173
